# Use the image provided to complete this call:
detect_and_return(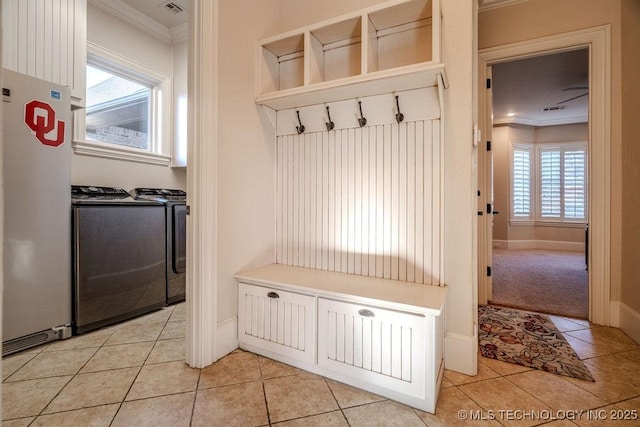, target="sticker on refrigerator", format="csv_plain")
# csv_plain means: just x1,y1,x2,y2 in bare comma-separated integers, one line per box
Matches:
24,100,66,147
